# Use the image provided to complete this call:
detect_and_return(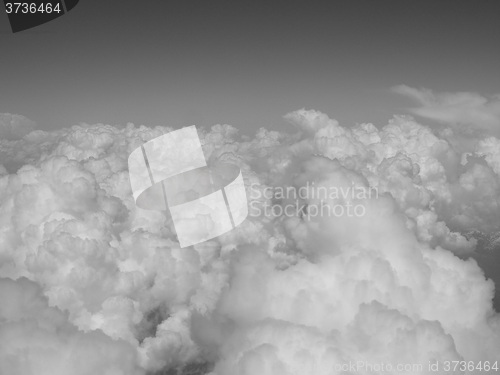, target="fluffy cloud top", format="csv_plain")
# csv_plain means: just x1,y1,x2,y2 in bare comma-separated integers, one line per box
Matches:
1,105,500,374
0,113,37,141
